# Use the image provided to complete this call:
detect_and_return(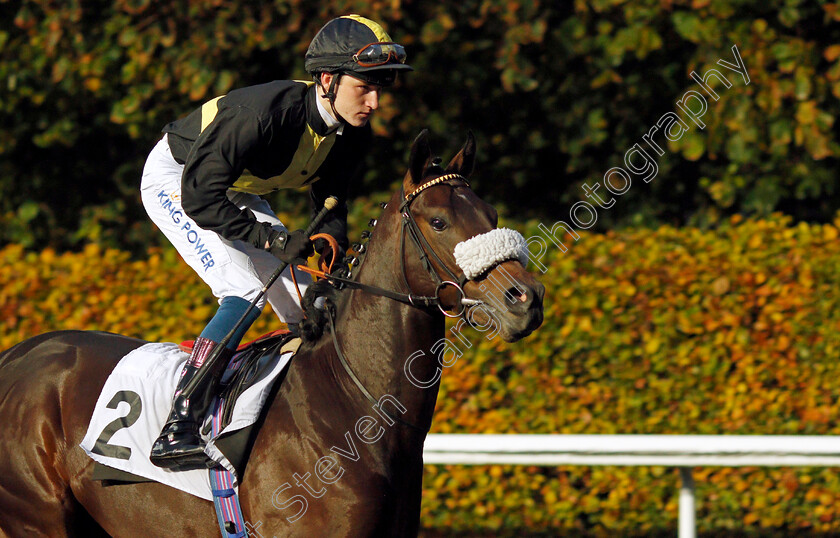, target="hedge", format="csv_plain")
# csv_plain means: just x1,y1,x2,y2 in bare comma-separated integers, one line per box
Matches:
3,0,840,249
3,214,840,534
